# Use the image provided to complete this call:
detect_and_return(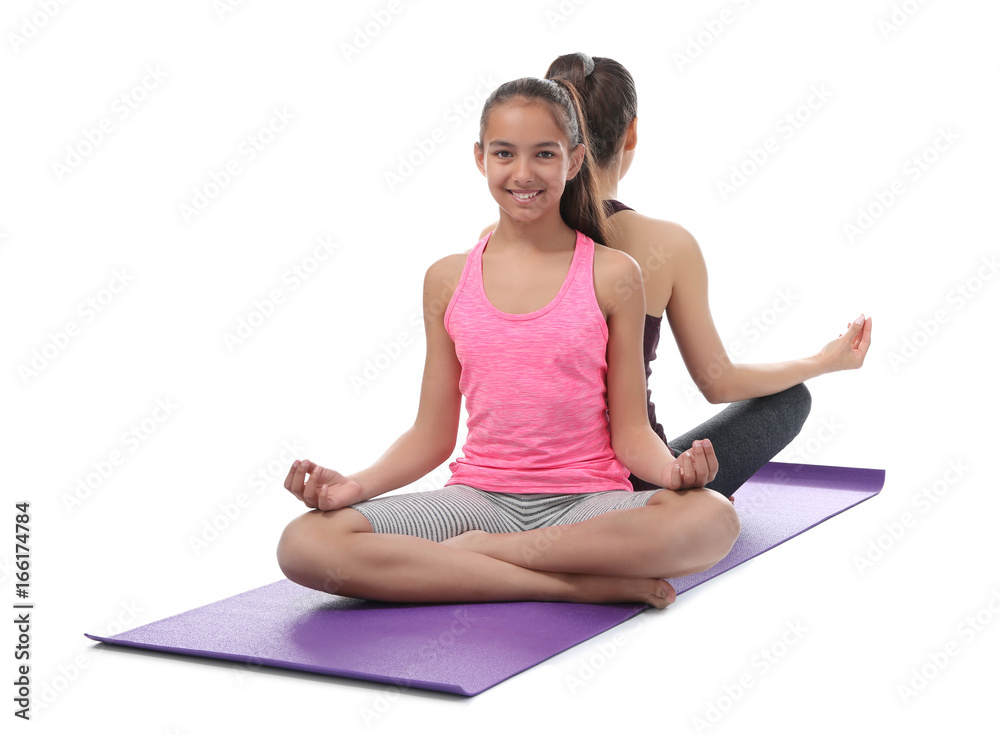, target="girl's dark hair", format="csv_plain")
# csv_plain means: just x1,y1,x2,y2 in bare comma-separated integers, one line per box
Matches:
545,52,637,169
478,77,607,245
